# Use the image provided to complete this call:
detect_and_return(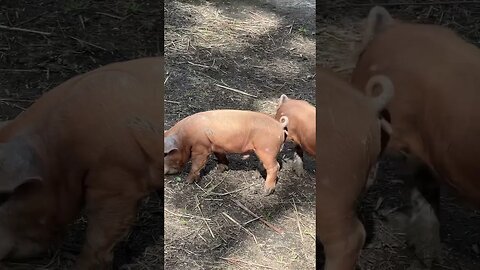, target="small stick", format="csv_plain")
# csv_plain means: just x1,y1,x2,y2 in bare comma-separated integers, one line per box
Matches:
188,61,211,68
195,195,215,239
95,12,124,20
243,216,261,226
0,24,52,35
69,36,108,51
79,15,85,30
208,185,252,196
215,84,258,98
198,233,207,243
220,257,275,269
232,199,284,234
0,68,42,72
292,199,304,241
164,100,180,104
0,101,26,111
15,11,49,27
164,74,170,85
222,212,257,244
204,178,226,195
164,208,211,221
